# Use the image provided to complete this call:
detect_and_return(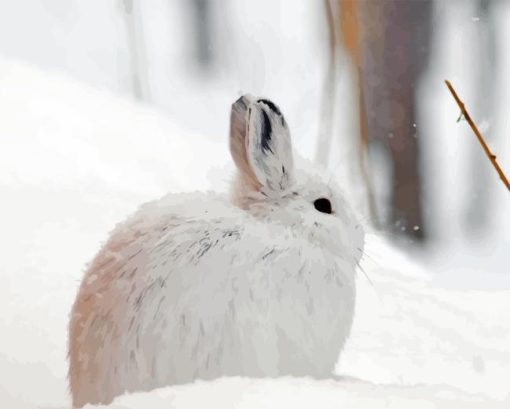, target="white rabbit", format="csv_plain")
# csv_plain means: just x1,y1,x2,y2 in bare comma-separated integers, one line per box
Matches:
68,95,365,407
